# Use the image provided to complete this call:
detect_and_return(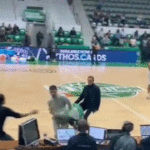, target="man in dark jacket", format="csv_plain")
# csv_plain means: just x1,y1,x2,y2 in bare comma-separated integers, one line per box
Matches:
75,76,101,120
0,94,38,140
23,32,31,47
36,31,44,48
66,119,97,150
